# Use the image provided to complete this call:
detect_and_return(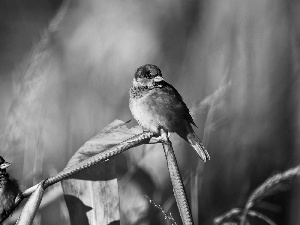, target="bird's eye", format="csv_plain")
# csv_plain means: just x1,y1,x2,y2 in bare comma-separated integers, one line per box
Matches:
145,70,151,78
